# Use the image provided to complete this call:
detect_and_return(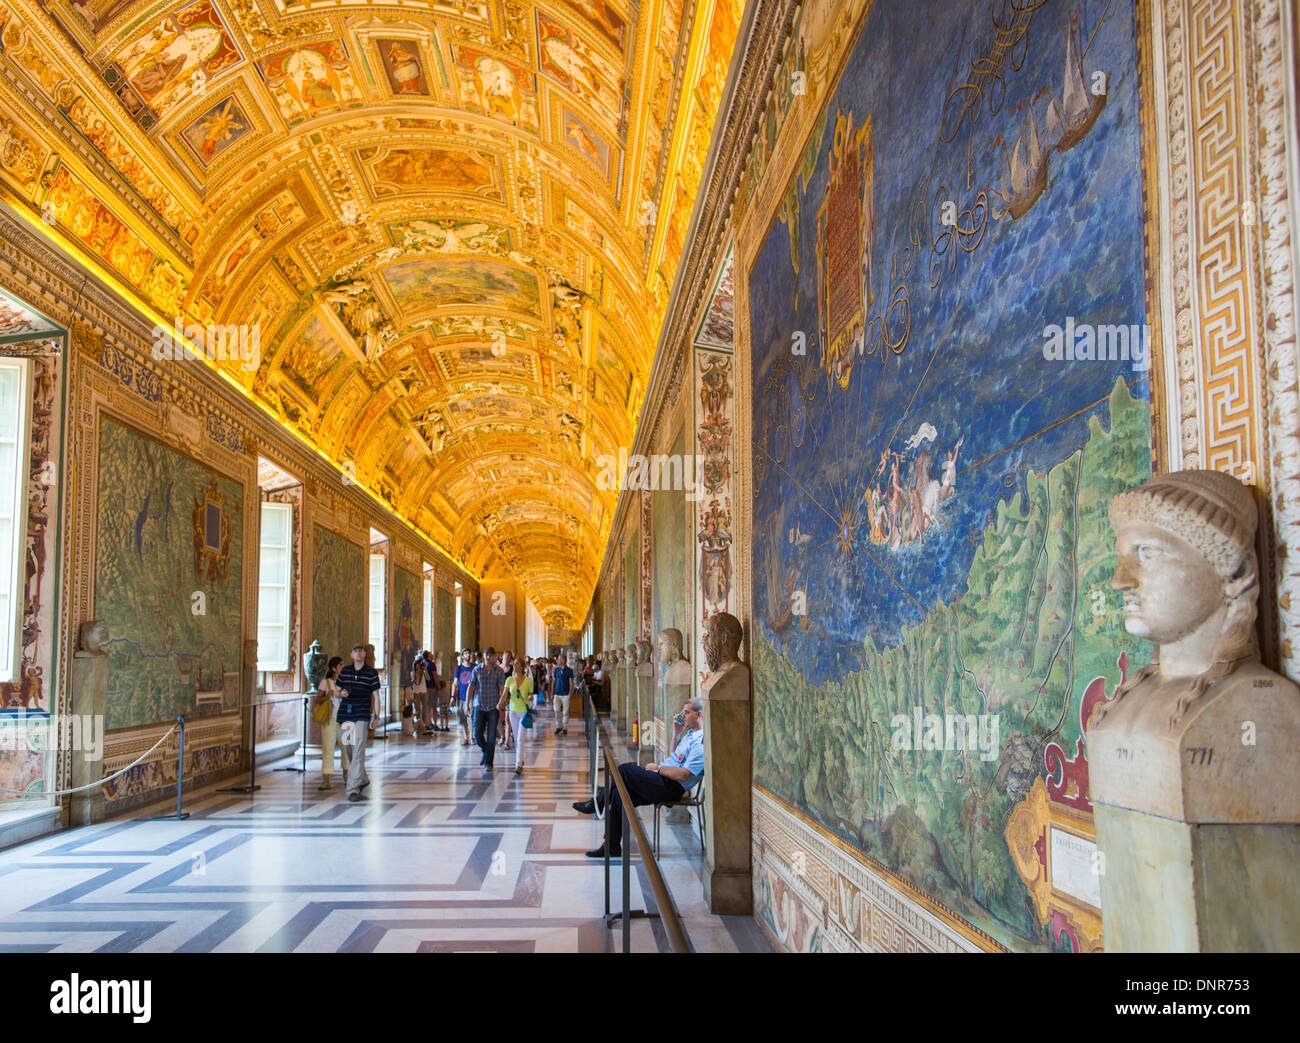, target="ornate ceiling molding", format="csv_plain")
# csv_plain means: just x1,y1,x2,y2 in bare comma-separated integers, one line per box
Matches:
0,0,743,626
592,0,800,593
